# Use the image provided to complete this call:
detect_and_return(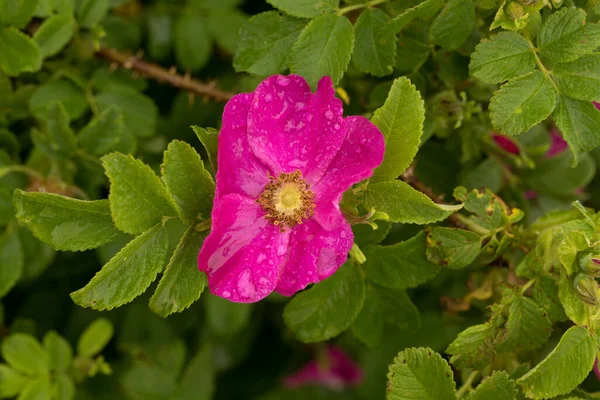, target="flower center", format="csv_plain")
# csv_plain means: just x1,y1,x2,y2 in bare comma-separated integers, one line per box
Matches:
257,170,315,231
